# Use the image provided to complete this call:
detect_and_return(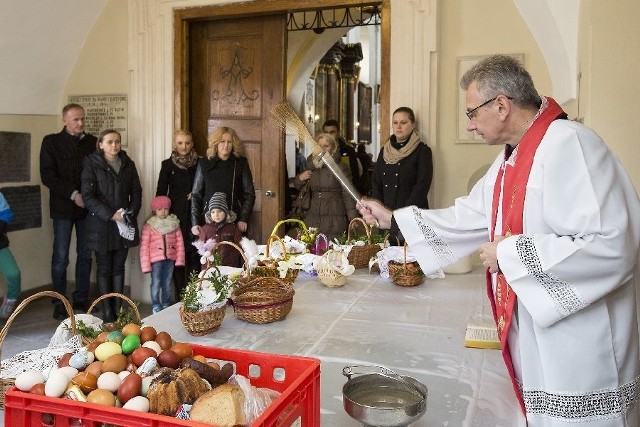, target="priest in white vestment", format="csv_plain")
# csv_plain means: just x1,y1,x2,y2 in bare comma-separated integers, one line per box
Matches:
359,55,640,427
